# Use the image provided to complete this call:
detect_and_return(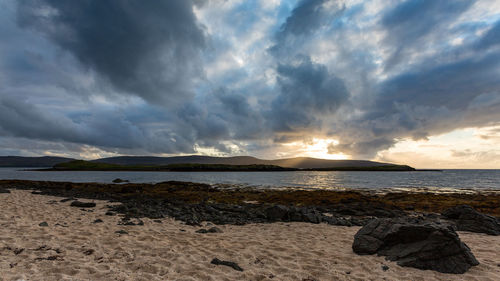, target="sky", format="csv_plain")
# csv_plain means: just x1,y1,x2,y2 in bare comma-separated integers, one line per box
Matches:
0,0,500,169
